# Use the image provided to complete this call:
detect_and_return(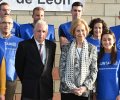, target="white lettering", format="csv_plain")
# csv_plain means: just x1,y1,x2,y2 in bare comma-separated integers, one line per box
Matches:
5,42,17,47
